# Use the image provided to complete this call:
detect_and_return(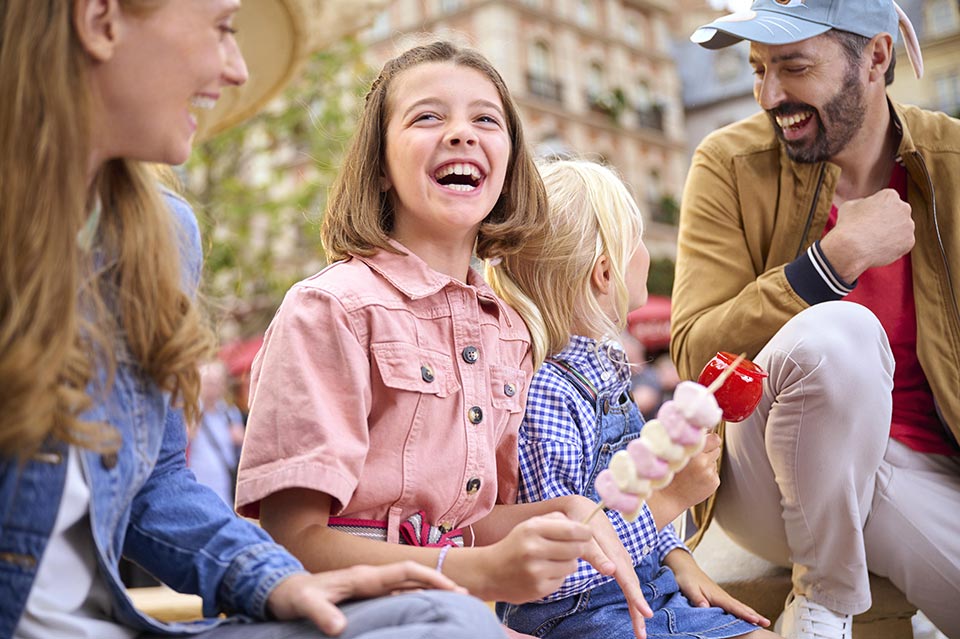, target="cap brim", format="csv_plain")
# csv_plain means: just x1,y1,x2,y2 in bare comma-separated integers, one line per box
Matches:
690,11,831,49
196,0,388,141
